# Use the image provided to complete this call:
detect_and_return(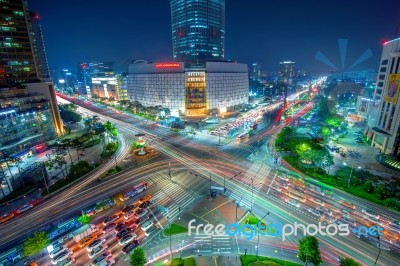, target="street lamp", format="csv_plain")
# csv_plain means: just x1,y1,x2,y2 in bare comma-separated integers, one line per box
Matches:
256,212,270,259
374,235,381,266
342,162,362,189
